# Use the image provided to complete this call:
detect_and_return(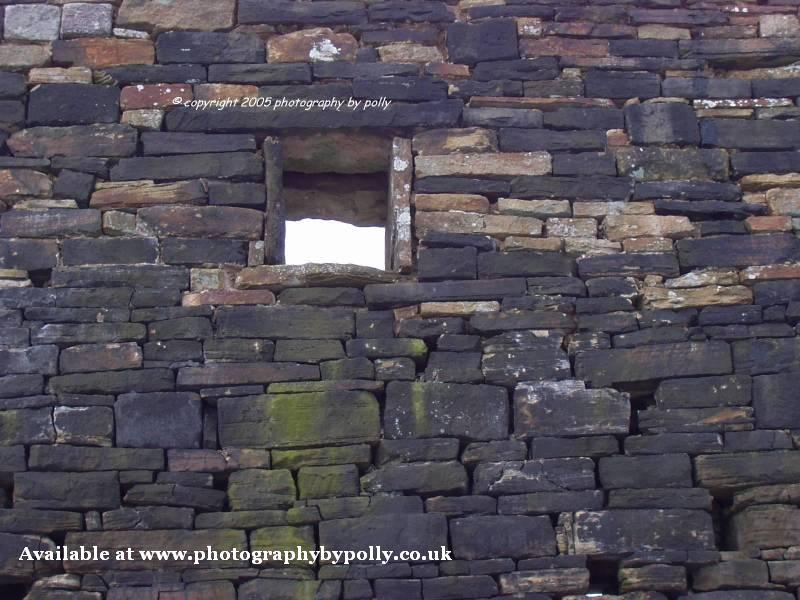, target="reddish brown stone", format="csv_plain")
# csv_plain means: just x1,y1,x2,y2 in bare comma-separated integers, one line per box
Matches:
118,0,236,32
521,37,609,57
53,38,155,69
745,215,792,233
0,170,52,200
193,84,258,102
120,84,193,110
